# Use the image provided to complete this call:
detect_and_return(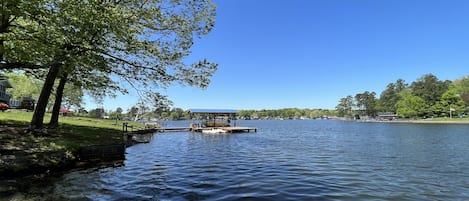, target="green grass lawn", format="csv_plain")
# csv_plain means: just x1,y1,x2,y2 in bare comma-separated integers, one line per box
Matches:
414,116,469,122
426,117,469,120
0,110,144,151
